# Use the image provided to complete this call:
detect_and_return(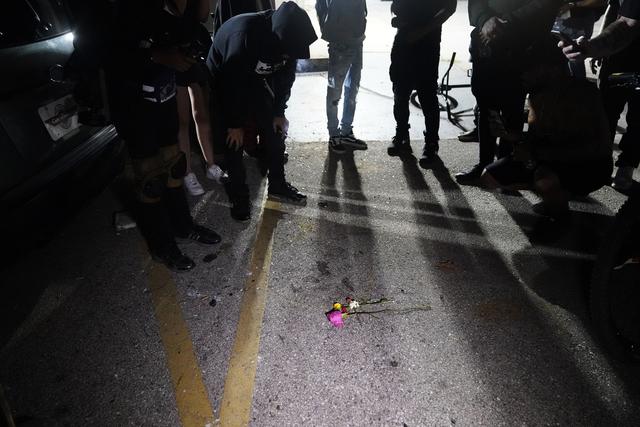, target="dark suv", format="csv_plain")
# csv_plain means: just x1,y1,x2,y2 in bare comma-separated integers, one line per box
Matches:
0,0,124,254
